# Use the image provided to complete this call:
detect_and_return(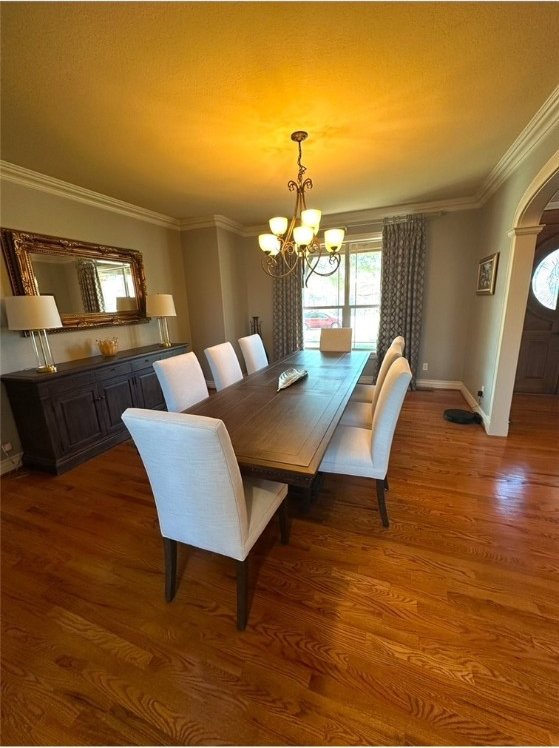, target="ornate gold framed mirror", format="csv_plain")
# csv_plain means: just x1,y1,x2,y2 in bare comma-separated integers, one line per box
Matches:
1,228,148,331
